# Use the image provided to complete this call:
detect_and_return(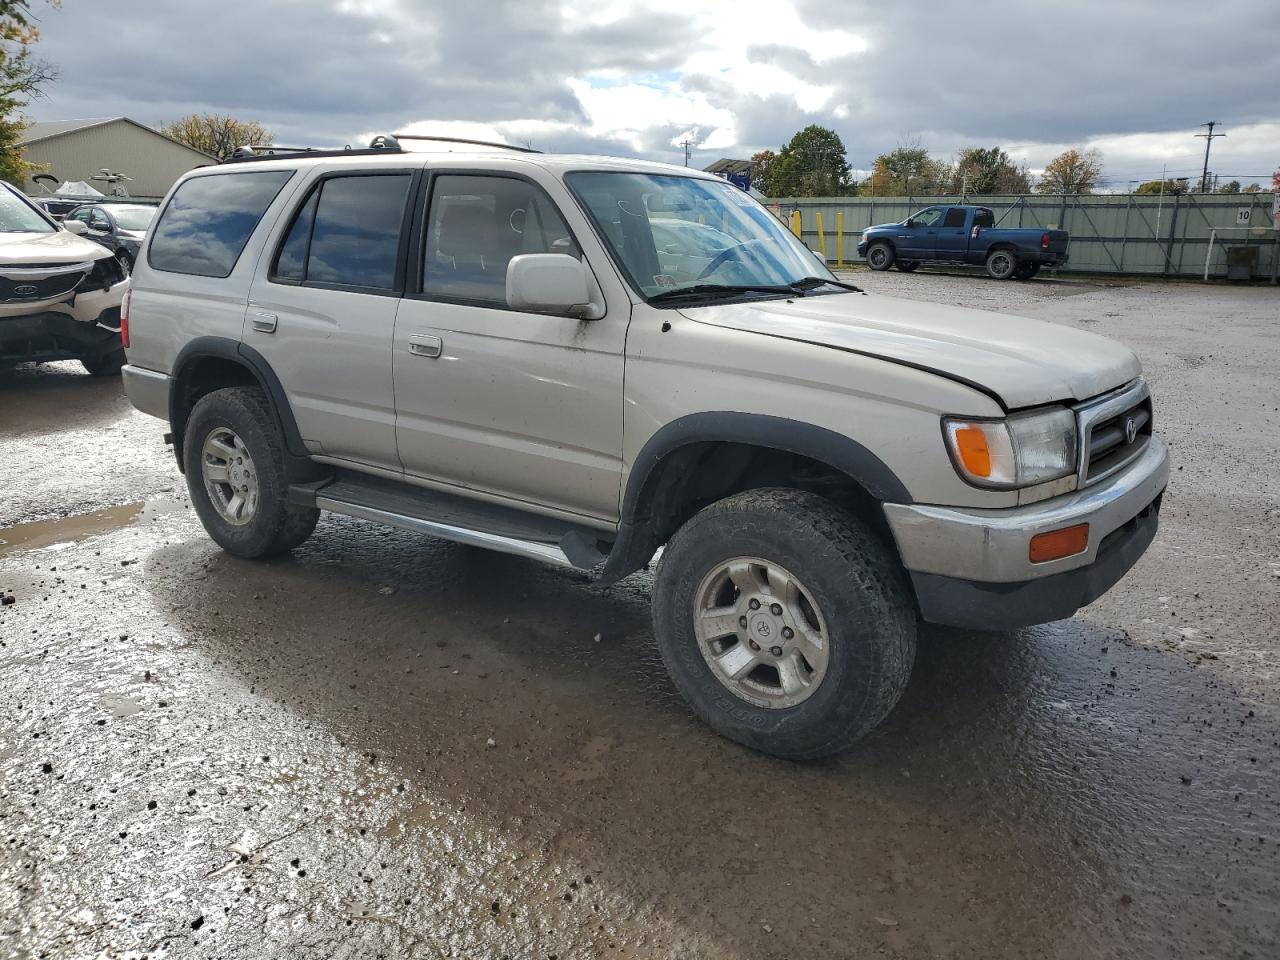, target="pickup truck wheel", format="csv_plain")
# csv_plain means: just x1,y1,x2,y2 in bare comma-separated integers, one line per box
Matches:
985,248,1018,280
184,386,319,559
865,242,895,271
81,347,126,377
652,488,916,760
895,260,920,272
1013,261,1040,281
